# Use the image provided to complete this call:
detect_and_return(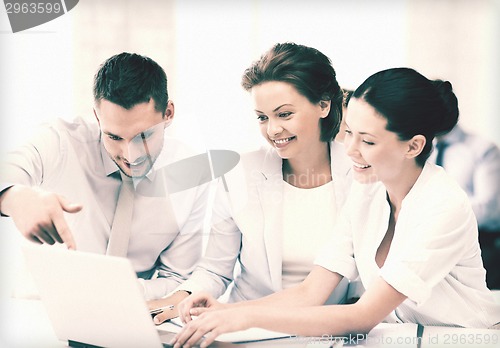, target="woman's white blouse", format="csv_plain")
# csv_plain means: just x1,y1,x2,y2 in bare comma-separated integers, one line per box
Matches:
282,181,336,289
315,162,500,328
